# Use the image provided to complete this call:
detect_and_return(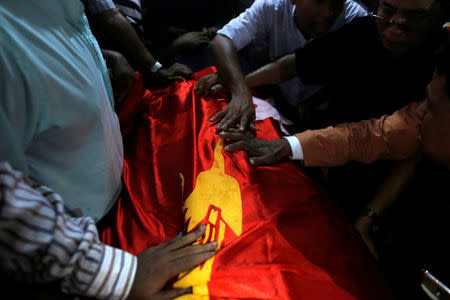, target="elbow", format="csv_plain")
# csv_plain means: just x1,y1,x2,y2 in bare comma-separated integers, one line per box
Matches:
279,54,297,82
209,34,234,56
209,35,222,53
